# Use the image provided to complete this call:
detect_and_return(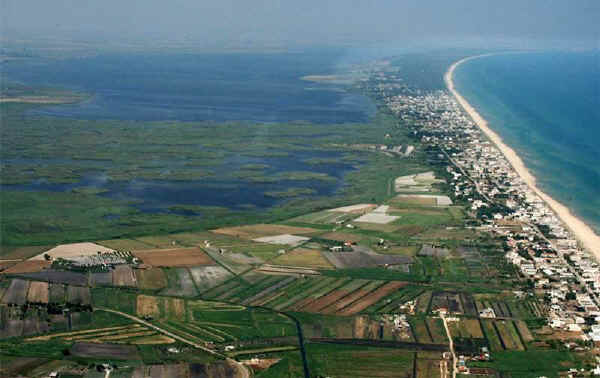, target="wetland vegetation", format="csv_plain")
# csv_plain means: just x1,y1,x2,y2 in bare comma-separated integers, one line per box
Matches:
1,99,428,247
